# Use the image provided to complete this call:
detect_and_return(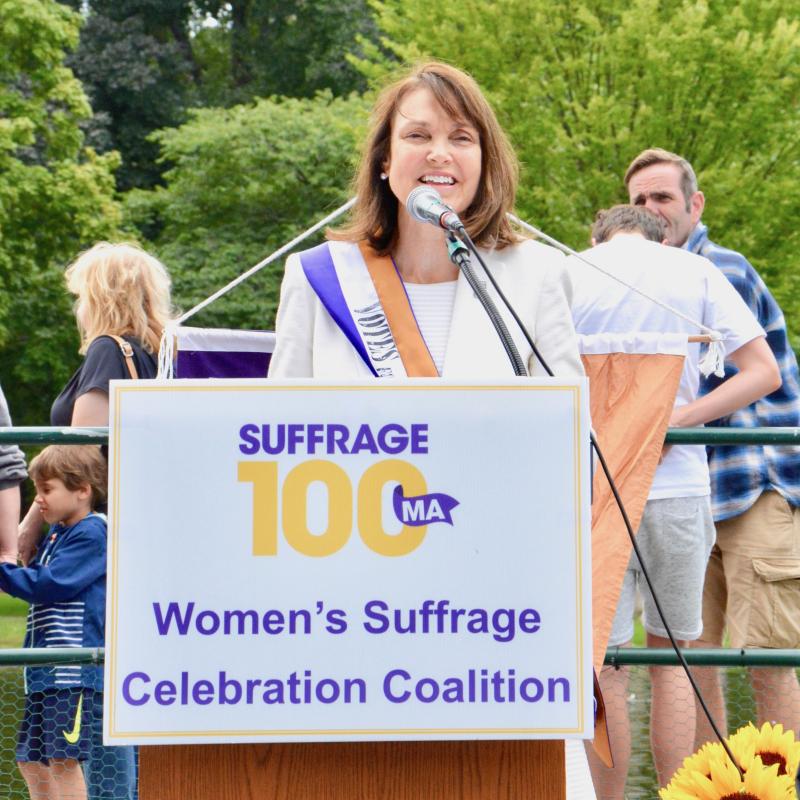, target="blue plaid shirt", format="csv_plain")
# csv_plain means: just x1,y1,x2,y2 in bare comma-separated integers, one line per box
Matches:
687,223,800,521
